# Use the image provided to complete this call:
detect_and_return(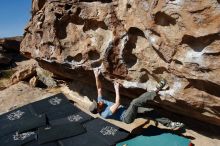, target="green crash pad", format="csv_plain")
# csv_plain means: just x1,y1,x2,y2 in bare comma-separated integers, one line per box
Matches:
117,126,191,146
